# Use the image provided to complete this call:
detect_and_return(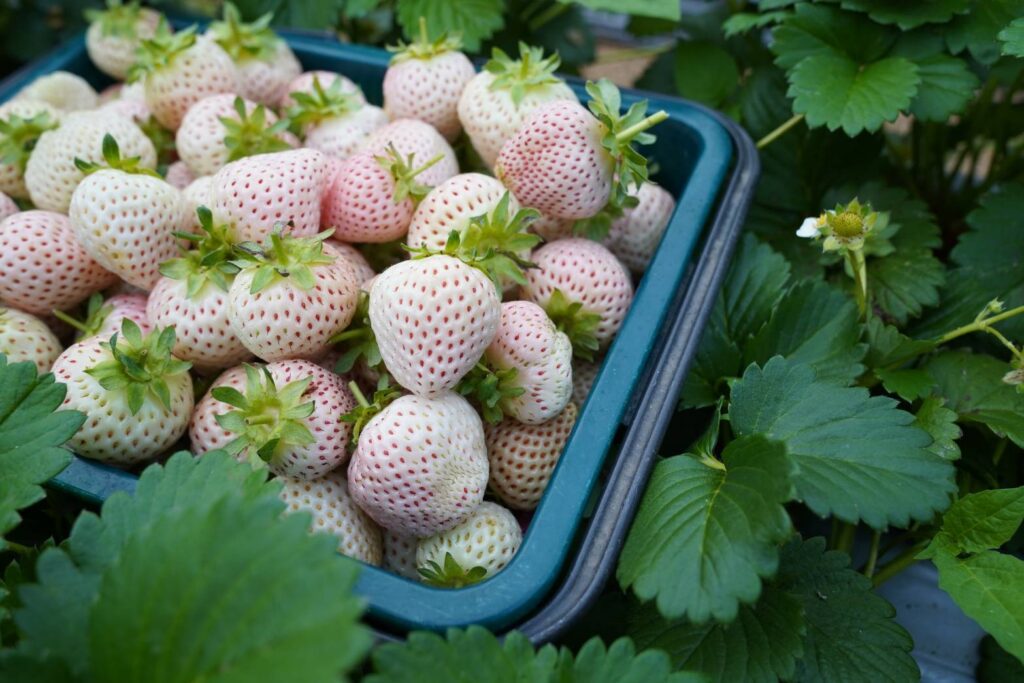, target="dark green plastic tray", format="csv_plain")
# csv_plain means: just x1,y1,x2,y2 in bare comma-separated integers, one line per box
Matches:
0,30,734,635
